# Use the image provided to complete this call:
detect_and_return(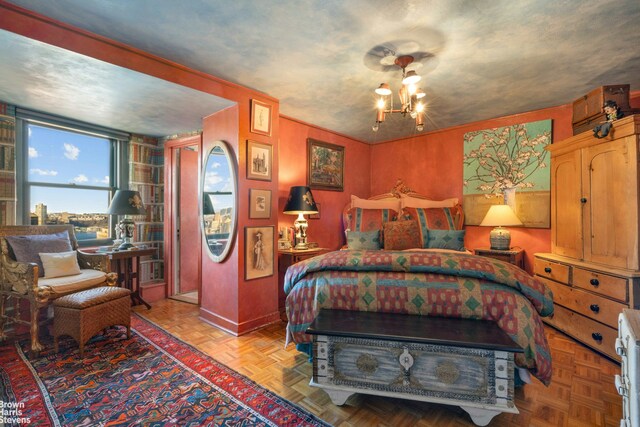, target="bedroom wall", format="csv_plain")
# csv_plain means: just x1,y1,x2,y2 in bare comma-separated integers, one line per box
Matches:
370,105,573,273
370,91,640,273
278,116,371,250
